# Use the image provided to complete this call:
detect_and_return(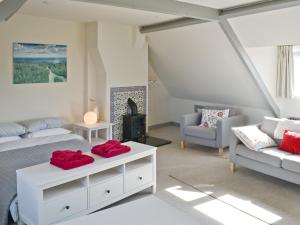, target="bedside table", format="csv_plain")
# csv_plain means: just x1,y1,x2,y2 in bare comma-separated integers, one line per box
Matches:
74,122,113,145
